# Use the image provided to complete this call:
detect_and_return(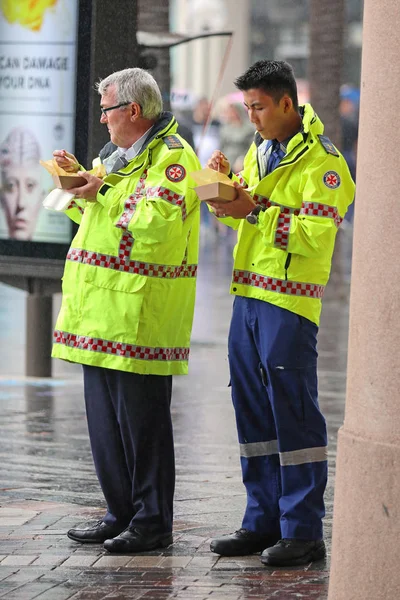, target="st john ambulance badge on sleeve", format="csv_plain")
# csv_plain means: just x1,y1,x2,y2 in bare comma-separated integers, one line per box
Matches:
323,171,341,189
165,164,186,182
